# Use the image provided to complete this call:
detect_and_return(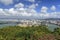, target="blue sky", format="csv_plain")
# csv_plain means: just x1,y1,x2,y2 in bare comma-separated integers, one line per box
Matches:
0,0,60,19
0,0,60,12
